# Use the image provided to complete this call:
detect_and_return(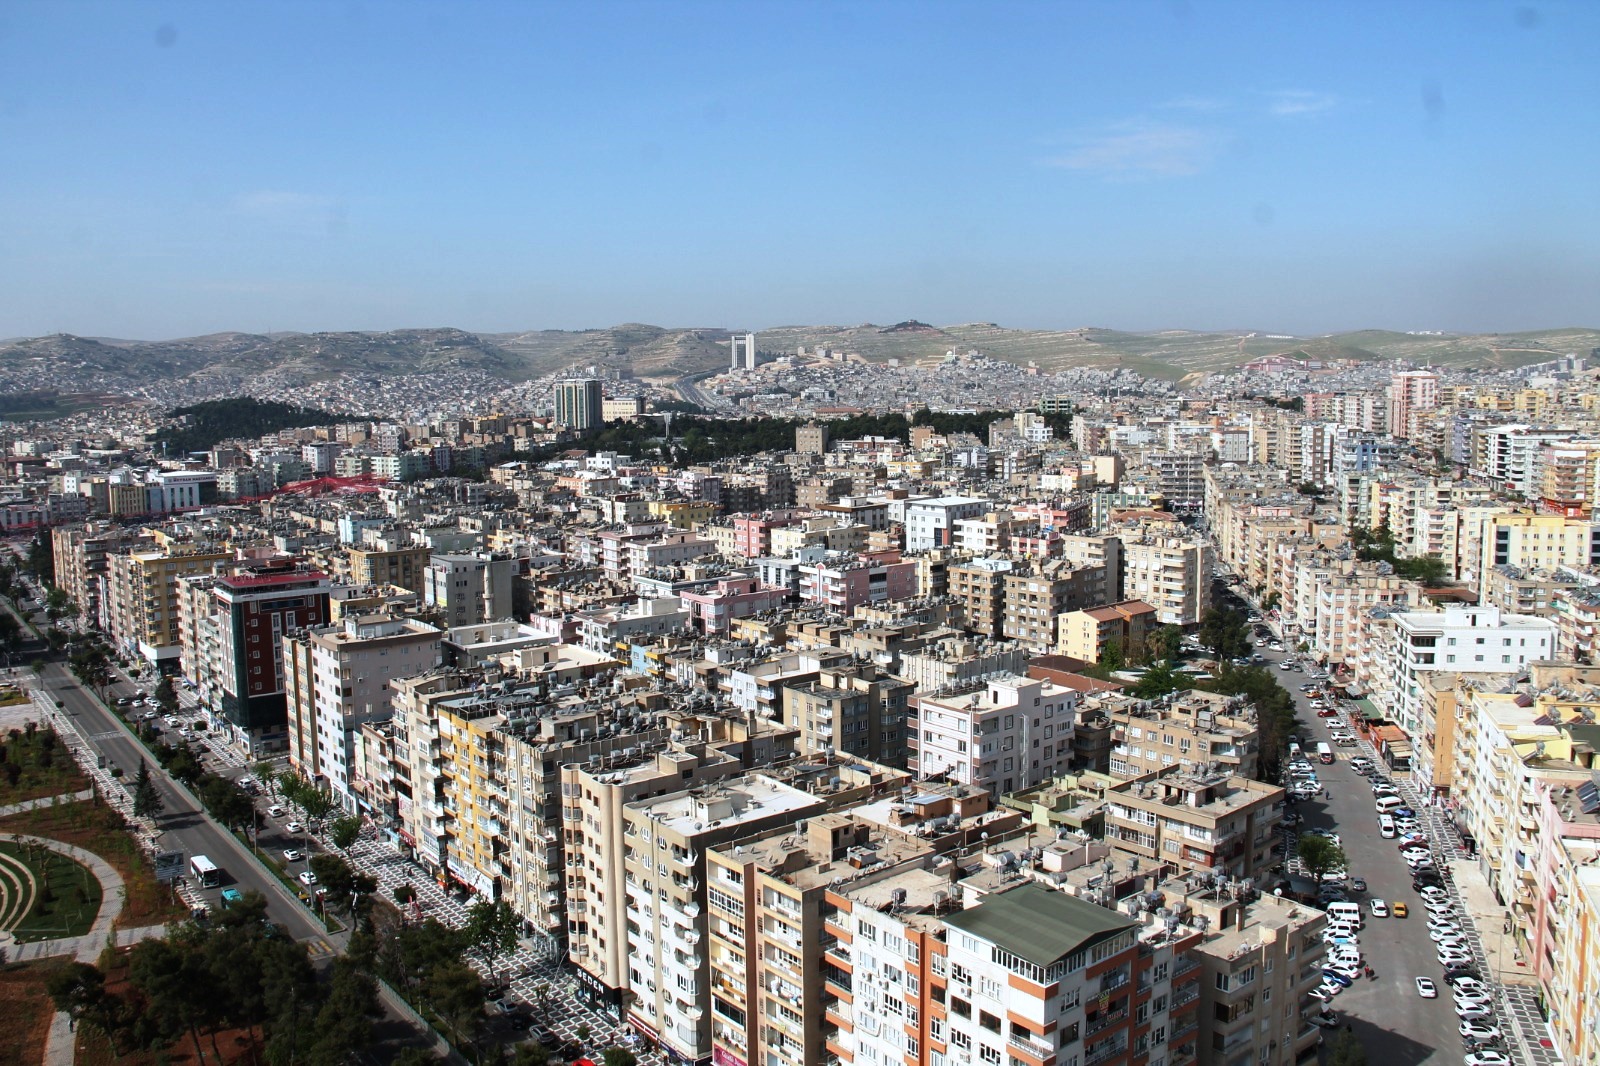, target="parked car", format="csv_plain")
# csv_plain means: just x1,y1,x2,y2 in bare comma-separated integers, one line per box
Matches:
283,849,303,862
1415,977,1437,998
286,821,304,833
298,871,318,886
1459,1023,1502,1042
1463,1052,1512,1066
268,805,286,818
